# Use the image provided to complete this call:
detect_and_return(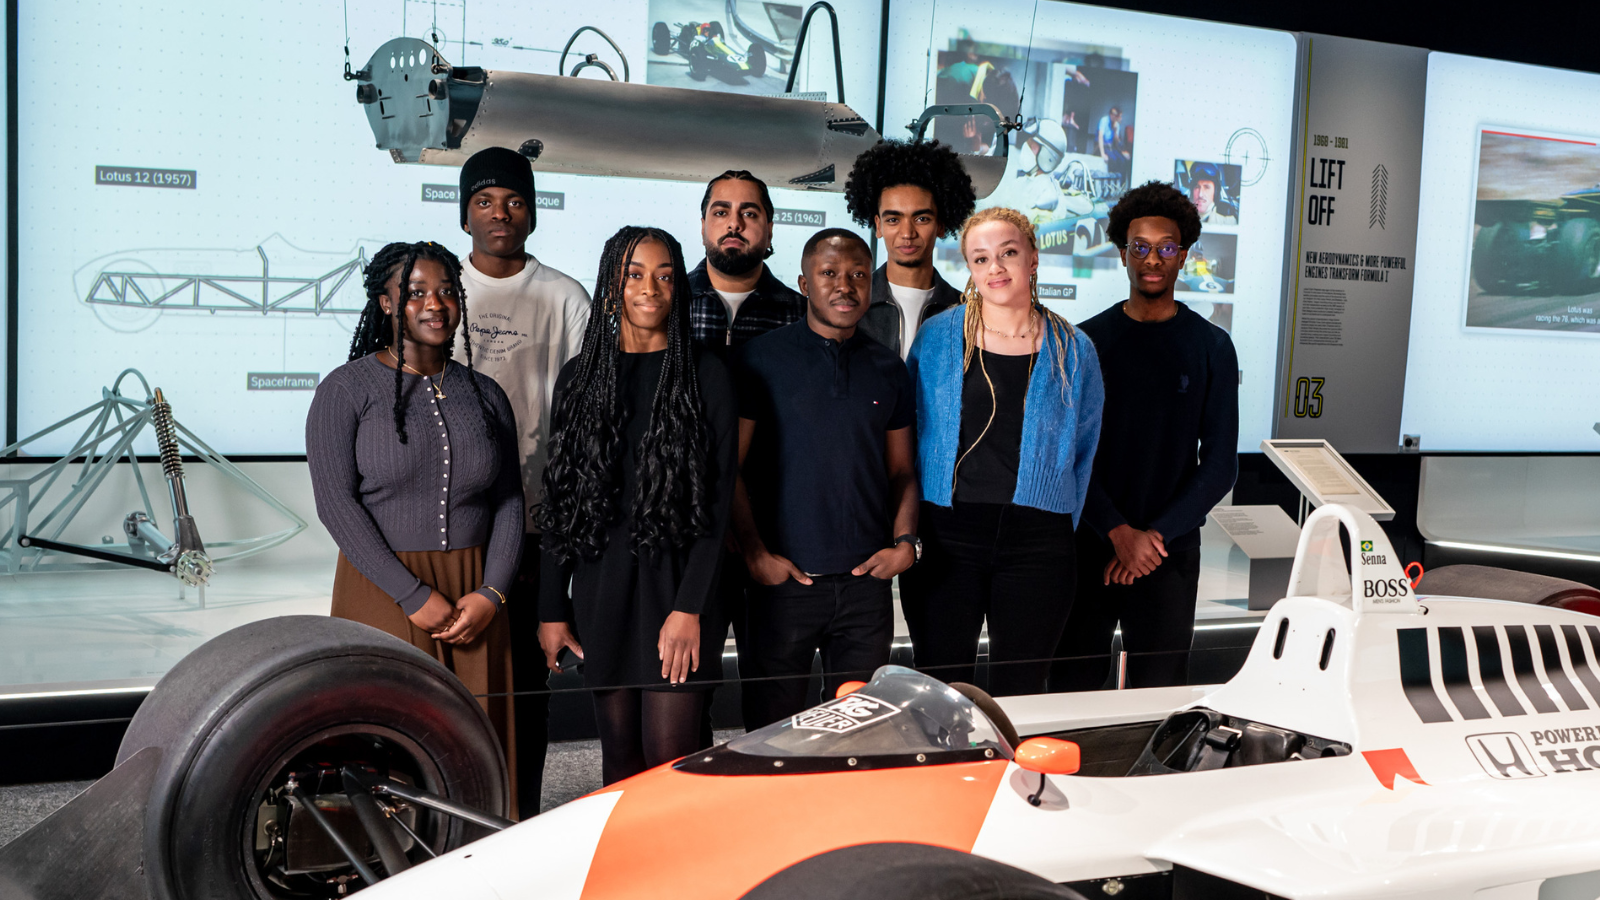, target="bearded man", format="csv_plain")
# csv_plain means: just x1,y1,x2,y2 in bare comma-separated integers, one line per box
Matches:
687,170,806,355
